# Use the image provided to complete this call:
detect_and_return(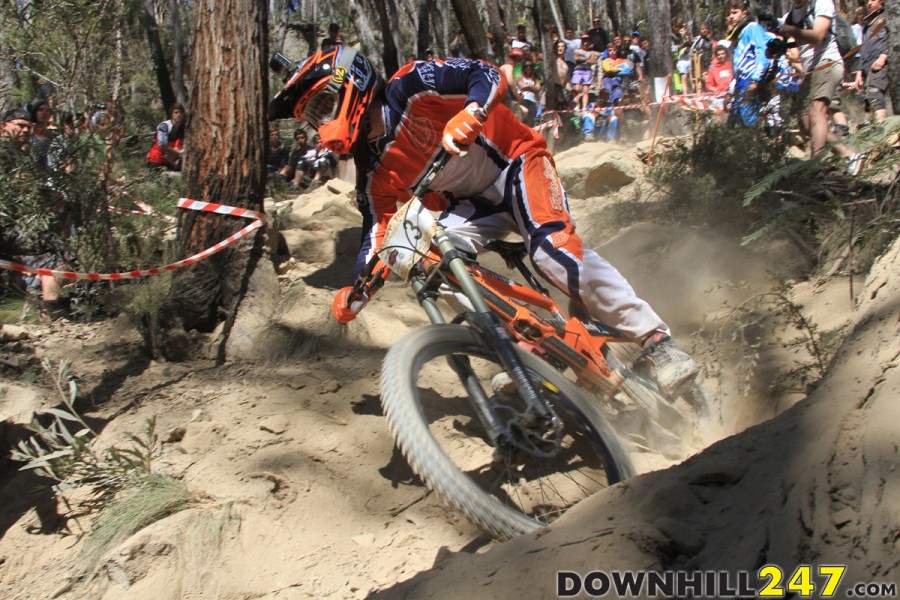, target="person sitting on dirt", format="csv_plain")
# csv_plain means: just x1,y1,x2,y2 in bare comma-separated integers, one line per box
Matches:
146,103,185,171
309,134,336,186
266,127,291,181
286,128,316,188
268,46,699,394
